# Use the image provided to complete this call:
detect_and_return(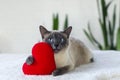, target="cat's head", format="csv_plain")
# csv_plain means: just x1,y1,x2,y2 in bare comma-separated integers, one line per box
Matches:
39,25,72,53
